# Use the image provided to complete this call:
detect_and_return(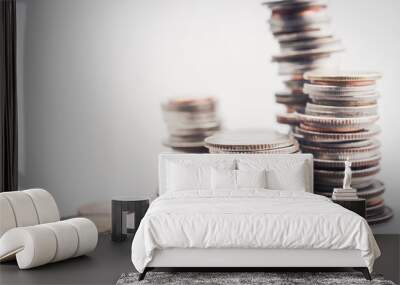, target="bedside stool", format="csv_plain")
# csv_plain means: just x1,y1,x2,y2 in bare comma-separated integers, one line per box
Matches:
332,198,366,218
111,196,149,242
